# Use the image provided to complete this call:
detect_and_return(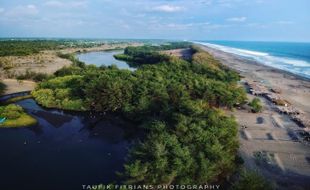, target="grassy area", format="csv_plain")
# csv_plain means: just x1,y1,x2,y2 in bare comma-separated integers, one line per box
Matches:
0,104,37,128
